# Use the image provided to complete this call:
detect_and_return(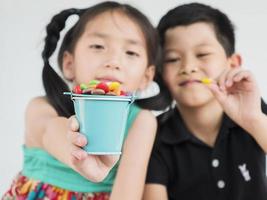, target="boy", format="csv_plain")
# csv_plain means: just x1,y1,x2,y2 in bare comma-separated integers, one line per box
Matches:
144,3,267,200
